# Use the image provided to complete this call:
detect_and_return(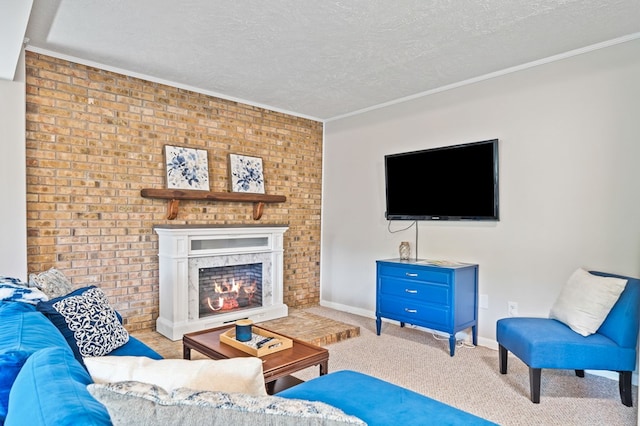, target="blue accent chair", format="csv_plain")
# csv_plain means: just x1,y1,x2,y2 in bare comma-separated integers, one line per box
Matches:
496,271,639,406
